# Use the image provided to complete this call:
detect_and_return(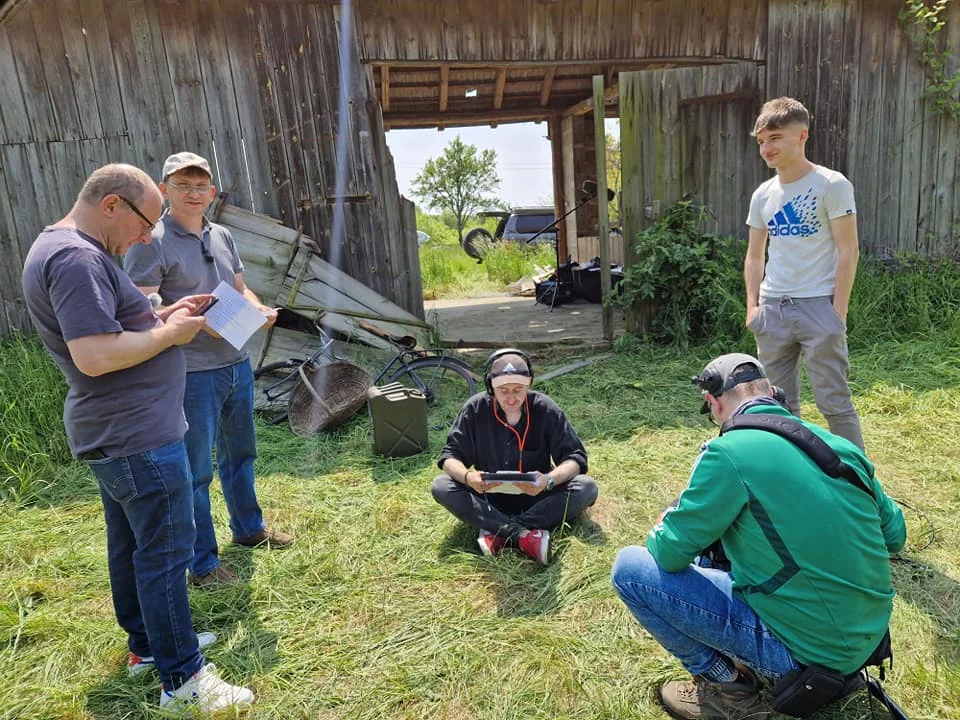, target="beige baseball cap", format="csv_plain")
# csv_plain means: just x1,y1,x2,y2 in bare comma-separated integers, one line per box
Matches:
162,151,212,181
